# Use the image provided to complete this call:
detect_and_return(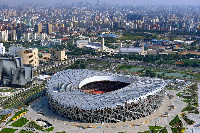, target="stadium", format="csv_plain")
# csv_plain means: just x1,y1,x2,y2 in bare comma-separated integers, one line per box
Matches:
46,69,167,123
